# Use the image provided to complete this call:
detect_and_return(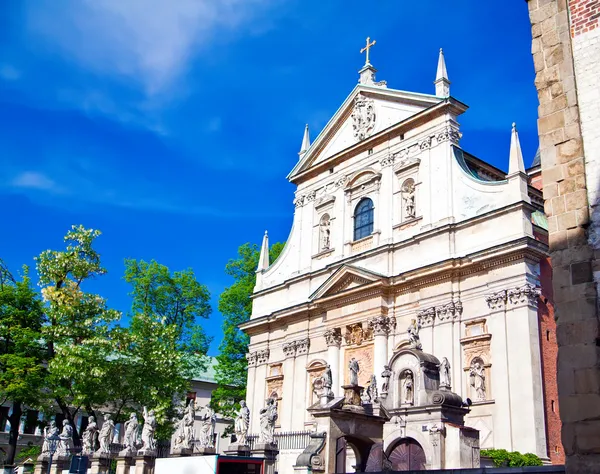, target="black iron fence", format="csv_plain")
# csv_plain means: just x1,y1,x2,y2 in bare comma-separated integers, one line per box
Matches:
108,440,171,458
246,431,311,451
